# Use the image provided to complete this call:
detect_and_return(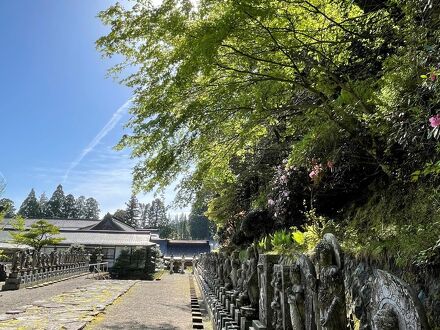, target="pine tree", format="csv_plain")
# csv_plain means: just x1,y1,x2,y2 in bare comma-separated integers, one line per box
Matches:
38,193,49,218
189,205,211,240
147,198,167,228
124,194,140,228
84,197,100,219
113,209,128,222
139,203,150,228
62,194,76,219
75,196,86,219
0,198,16,218
46,184,65,218
18,189,40,218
